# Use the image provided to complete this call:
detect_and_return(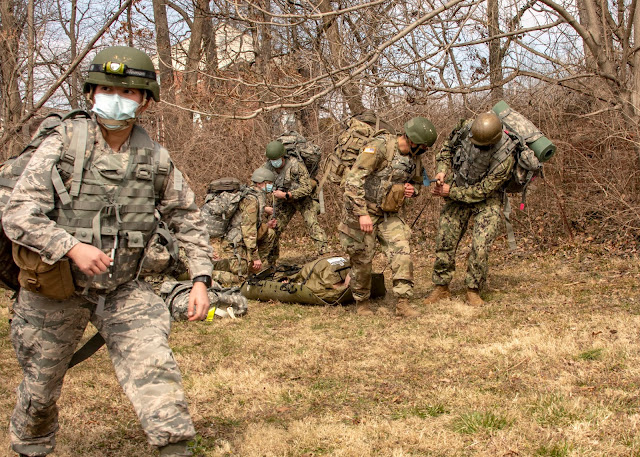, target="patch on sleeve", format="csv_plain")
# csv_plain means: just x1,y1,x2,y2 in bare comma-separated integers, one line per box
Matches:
363,146,376,154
